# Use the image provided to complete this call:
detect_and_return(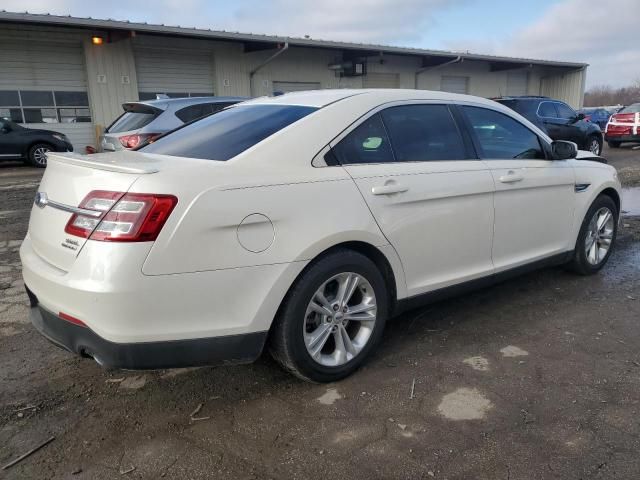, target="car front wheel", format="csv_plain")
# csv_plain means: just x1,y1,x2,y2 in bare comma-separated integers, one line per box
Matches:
269,249,388,382
567,195,617,275
27,143,52,168
587,135,603,155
